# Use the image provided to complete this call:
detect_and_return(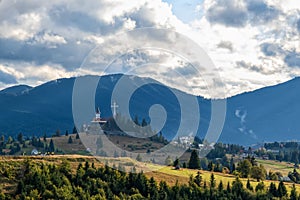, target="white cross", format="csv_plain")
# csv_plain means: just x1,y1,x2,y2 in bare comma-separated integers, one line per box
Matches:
111,101,119,118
